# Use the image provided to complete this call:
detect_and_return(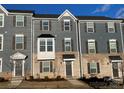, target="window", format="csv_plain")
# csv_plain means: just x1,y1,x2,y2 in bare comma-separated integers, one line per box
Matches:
88,39,96,54
0,58,2,72
87,22,94,33
90,62,97,74
42,20,49,31
16,15,24,27
39,38,54,52
0,34,3,51
64,38,72,51
108,22,115,33
47,39,53,51
15,35,24,50
40,39,45,52
109,39,117,53
42,61,50,72
0,14,4,27
64,20,70,31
